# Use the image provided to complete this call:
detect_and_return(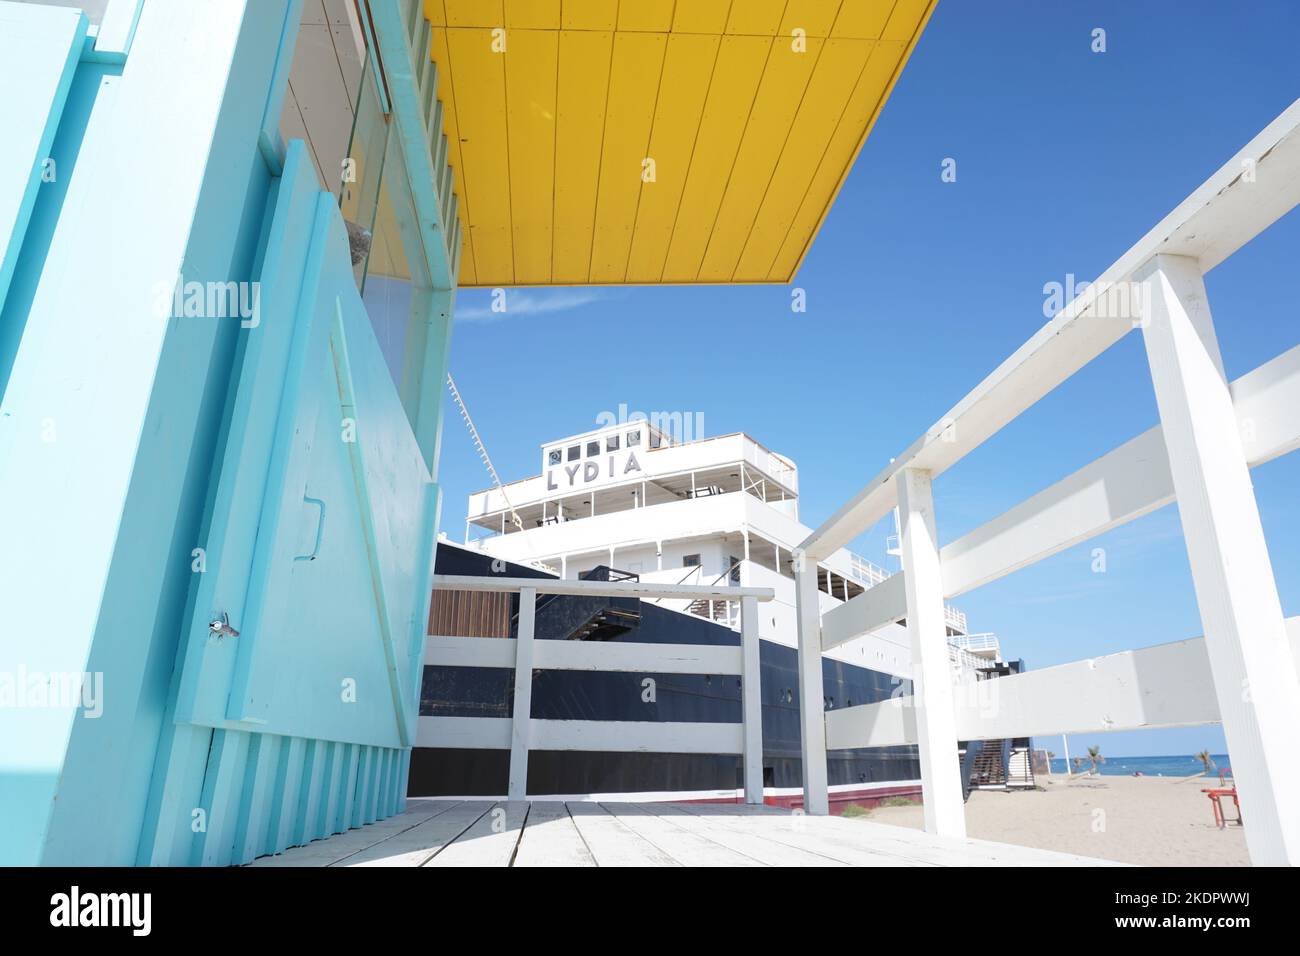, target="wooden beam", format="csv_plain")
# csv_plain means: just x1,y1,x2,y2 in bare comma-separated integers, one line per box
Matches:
819,571,906,651
1140,254,1300,867
825,618,1300,749
416,716,744,755
799,99,1300,562
740,596,763,804
416,716,511,749
507,588,536,800
424,635,743,675
896,469,965,838
794,560,828,814
529,720,743,755
366,1,455,288
431,574,775,601
941,343,1300,597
